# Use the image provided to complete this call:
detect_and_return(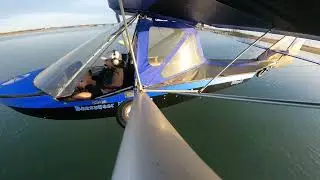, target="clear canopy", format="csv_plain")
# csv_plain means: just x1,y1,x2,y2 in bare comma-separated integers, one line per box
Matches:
34,20,133,98
161,34,203,77
148,27,185,66
144,26,204,84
